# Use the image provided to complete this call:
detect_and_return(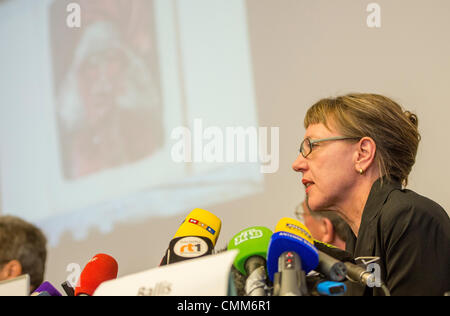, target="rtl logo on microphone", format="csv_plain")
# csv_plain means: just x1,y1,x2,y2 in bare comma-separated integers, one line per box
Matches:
174,237,208,258
188,218,216,236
